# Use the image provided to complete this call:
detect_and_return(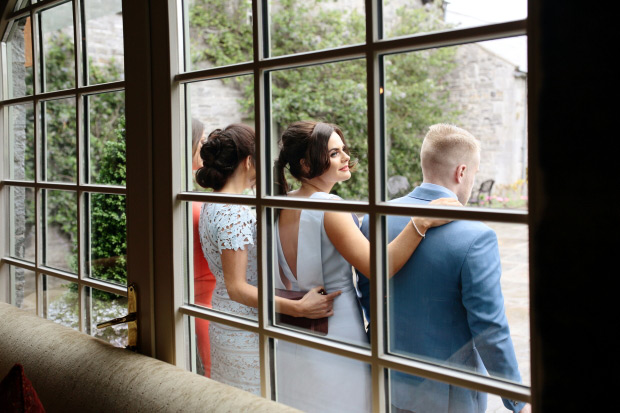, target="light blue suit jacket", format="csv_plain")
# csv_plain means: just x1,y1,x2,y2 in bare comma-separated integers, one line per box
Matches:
358,184,524,412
